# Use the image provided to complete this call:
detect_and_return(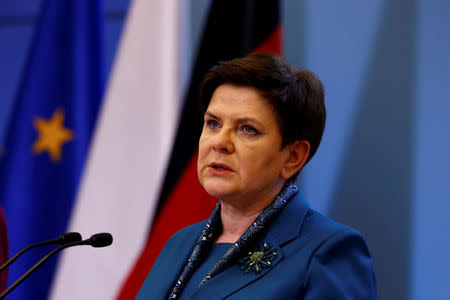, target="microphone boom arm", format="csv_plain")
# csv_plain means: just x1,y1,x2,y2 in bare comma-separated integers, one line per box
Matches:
0,233,112,299
0,232,82,272
0,241,79,299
